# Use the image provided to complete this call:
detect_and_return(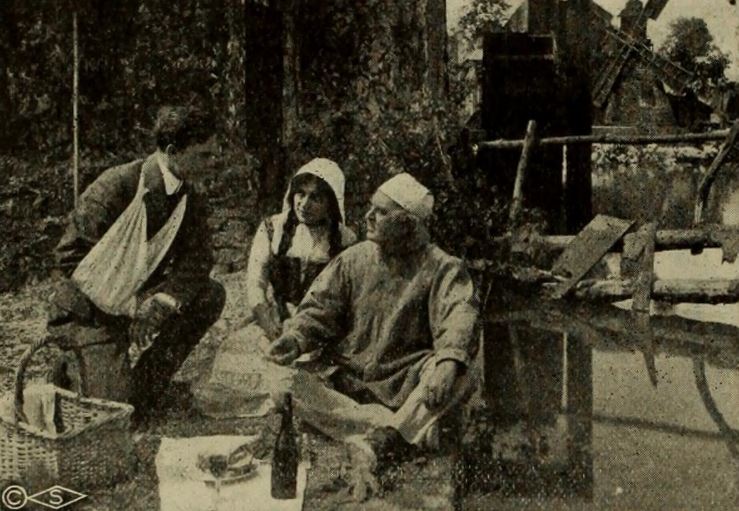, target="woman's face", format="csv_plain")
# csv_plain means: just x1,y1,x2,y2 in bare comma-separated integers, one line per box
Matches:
293,177,330,226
